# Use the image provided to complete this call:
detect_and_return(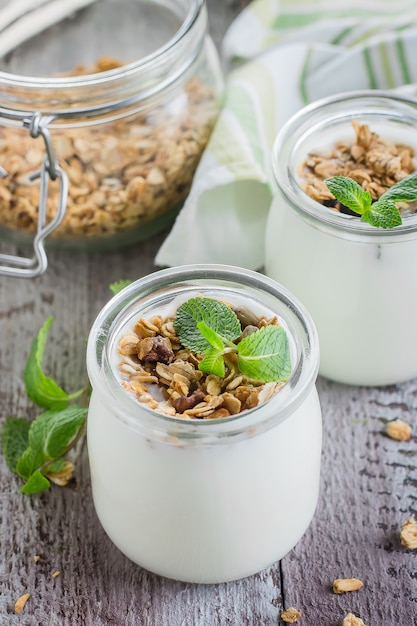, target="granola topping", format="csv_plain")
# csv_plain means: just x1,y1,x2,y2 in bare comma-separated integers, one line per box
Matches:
300,120,417,216
117,302,286,419
0,58,218,241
